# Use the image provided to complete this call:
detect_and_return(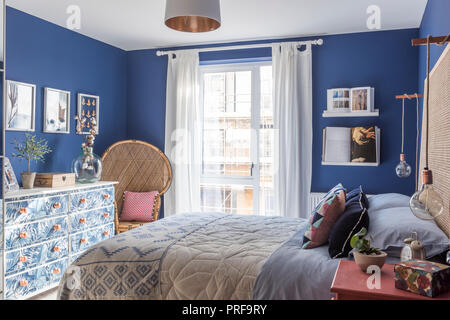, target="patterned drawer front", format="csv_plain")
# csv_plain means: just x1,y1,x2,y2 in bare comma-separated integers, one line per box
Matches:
70,223,114,254
5,238,68,276
5,259,68,300
6,195,69,224
5,216,68,250
70,187,114,212
69,206,114,233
